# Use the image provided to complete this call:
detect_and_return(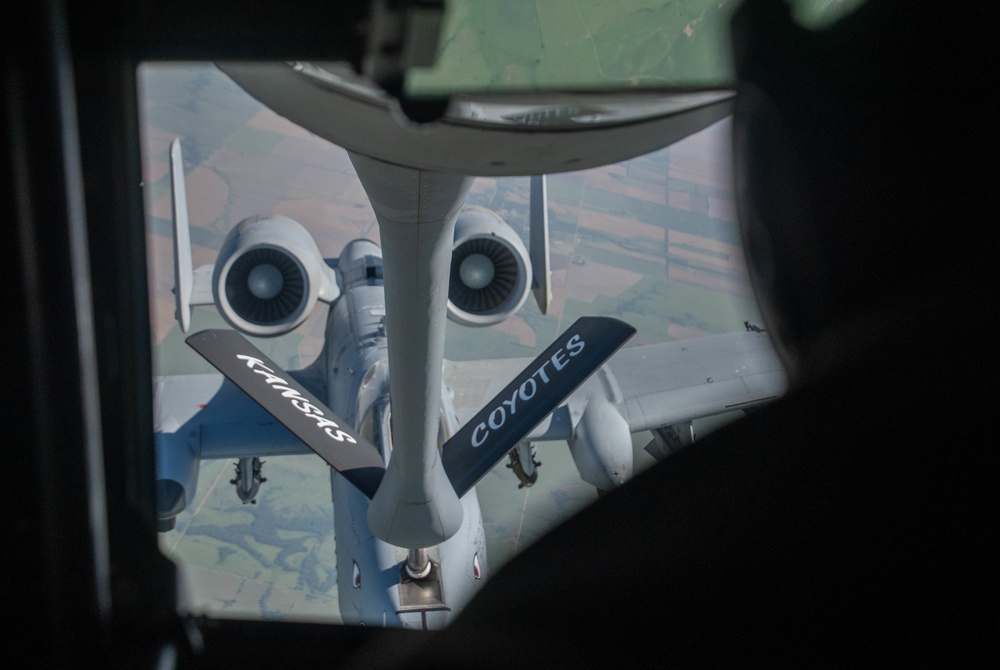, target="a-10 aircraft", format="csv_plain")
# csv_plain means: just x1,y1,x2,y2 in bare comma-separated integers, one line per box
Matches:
154,63,786,629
